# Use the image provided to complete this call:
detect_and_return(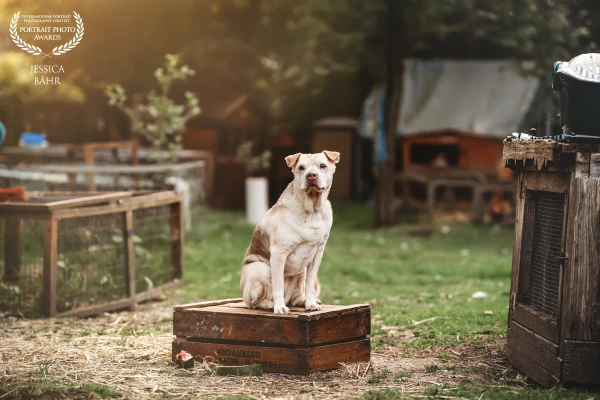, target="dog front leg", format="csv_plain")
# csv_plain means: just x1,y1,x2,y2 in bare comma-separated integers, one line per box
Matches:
305,243,325,311
270,249,289,314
